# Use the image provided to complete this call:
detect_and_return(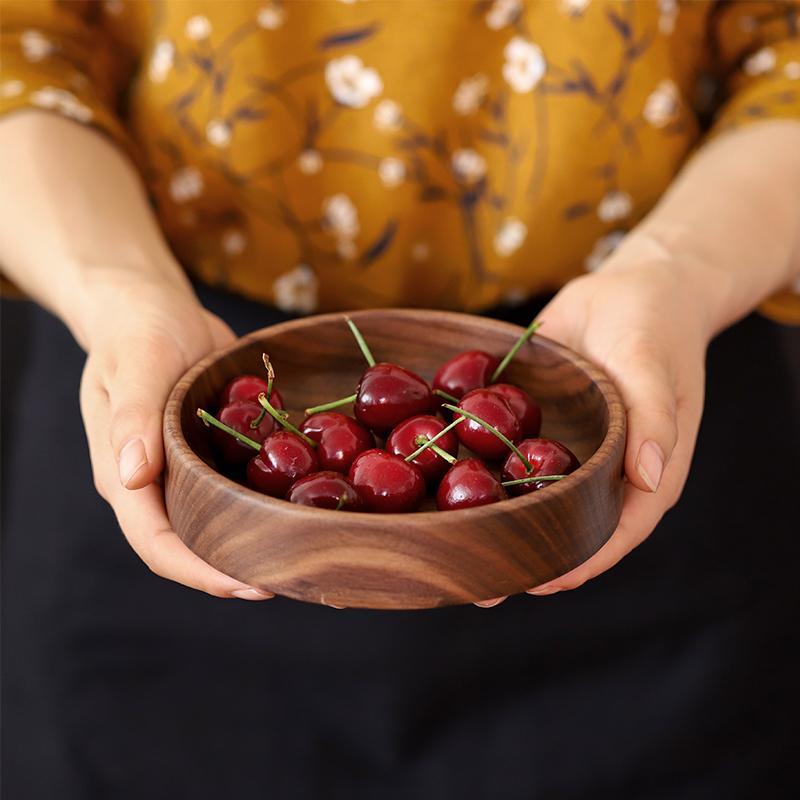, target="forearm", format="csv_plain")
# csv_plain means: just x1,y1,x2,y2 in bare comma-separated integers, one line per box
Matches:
612,120,800,339
0,111,194,349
